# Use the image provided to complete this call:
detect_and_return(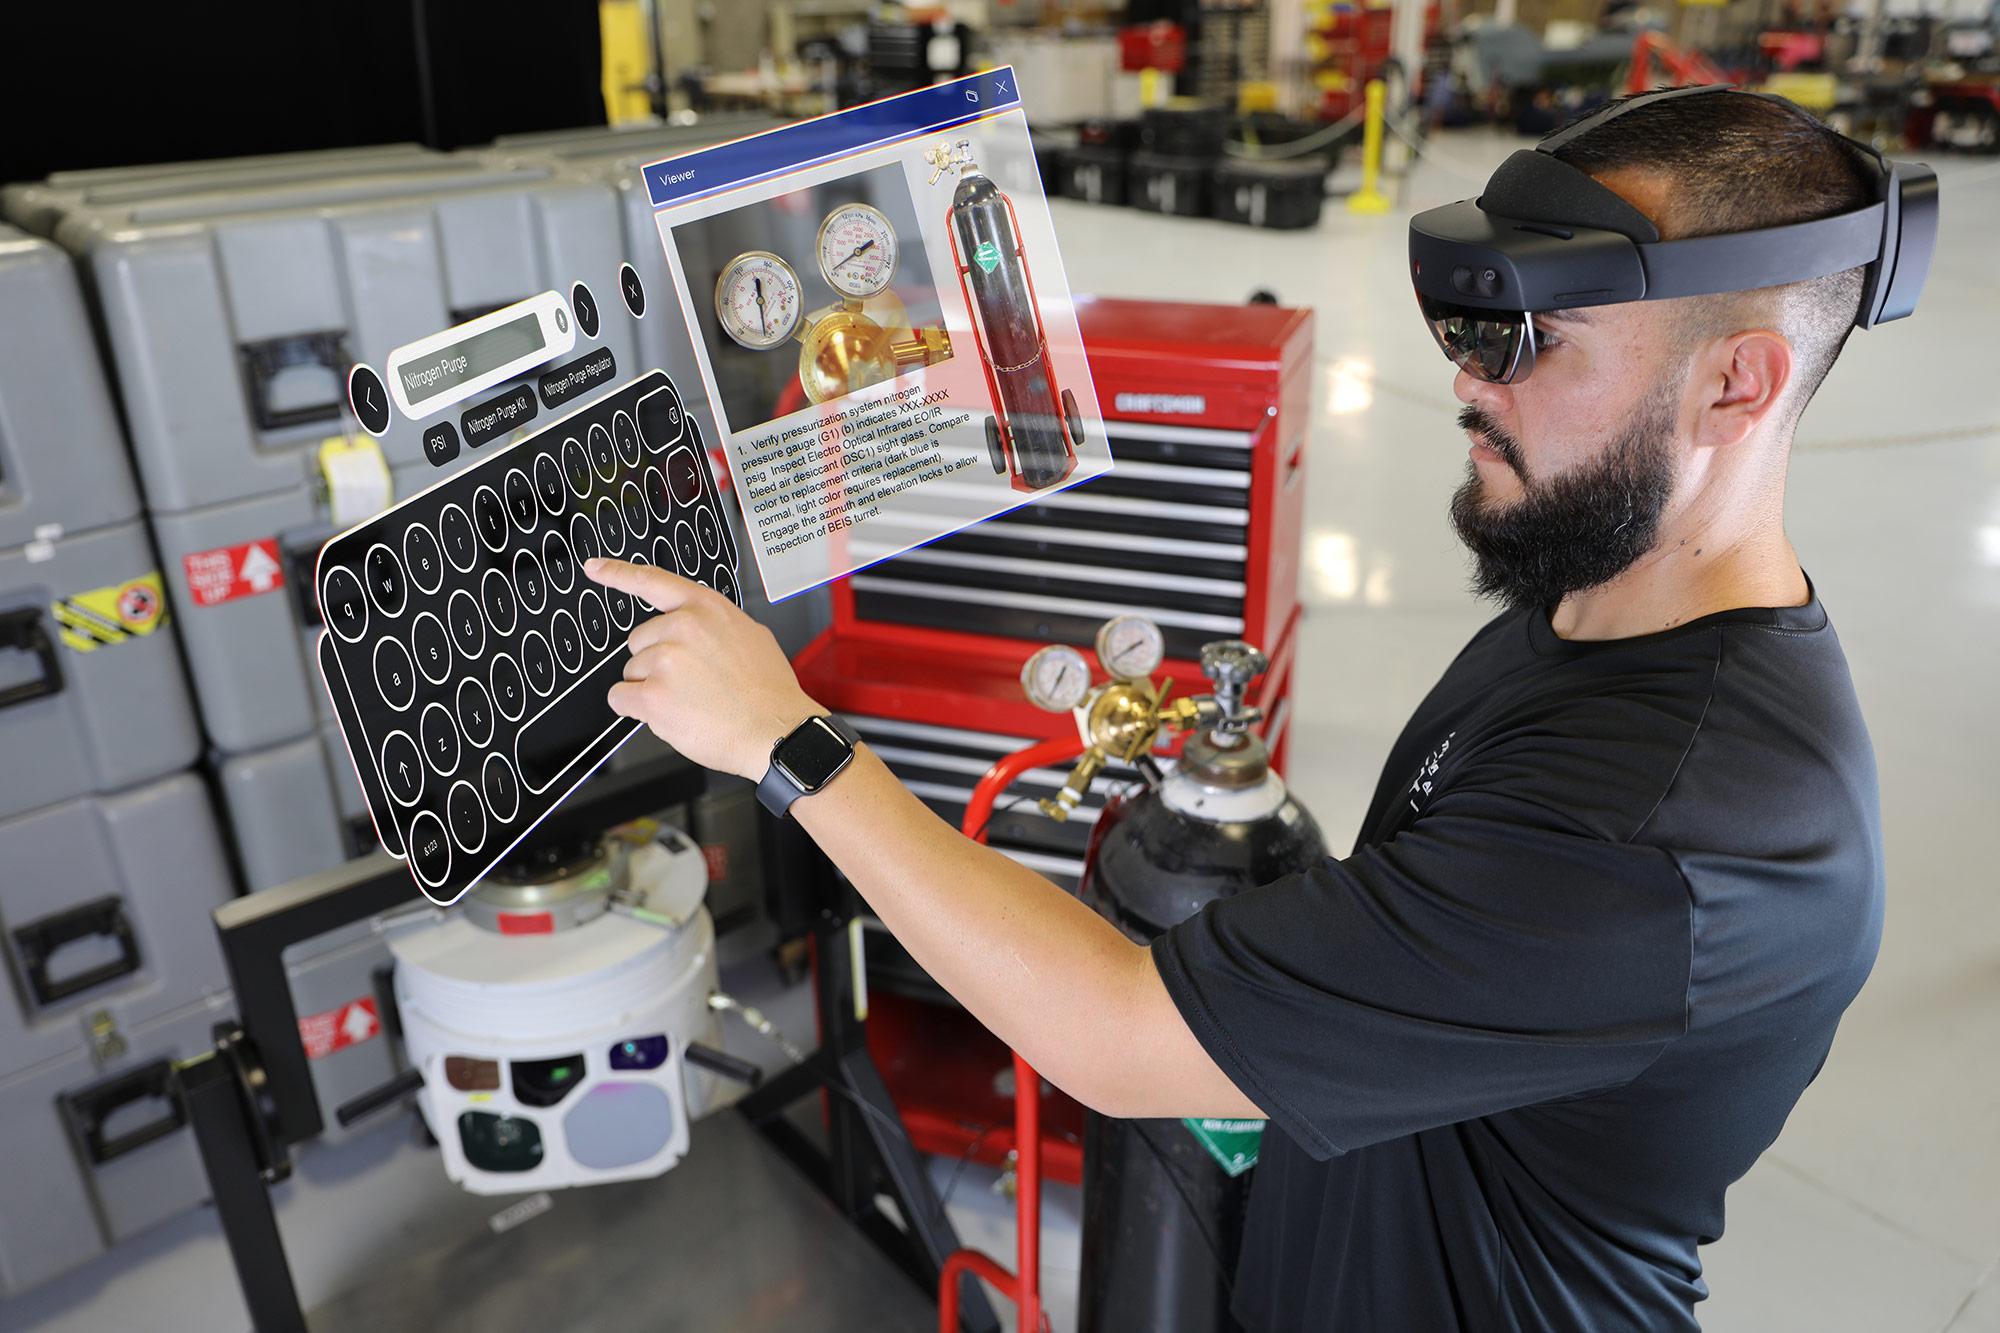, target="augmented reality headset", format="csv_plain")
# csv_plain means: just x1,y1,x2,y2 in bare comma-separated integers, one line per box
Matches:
1408,84,1939,384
